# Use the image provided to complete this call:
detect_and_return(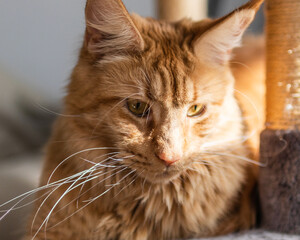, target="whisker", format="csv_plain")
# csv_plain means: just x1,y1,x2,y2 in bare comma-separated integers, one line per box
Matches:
79,158,98,165
230,61,257,78
234,88,261,125
31,158,121,235
117,83,145,92
50,136,100,144
201,129,257,149
80,159,120,168
0,190,52,214
76,155,123,206
42,160,133,235
140,68,152,86
33,102,81,118
72,165,127,210
33,157,125,228
112,170,140,198
0,169,97,210
32,162,107,239
93,151,121,161
84,168,136,203
146,102,154,125
31,177,78,235
47,147,119,184
201,151,266,167
191,159,229,169
48,167,135,230
141,177,147,194
186,167,211,177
